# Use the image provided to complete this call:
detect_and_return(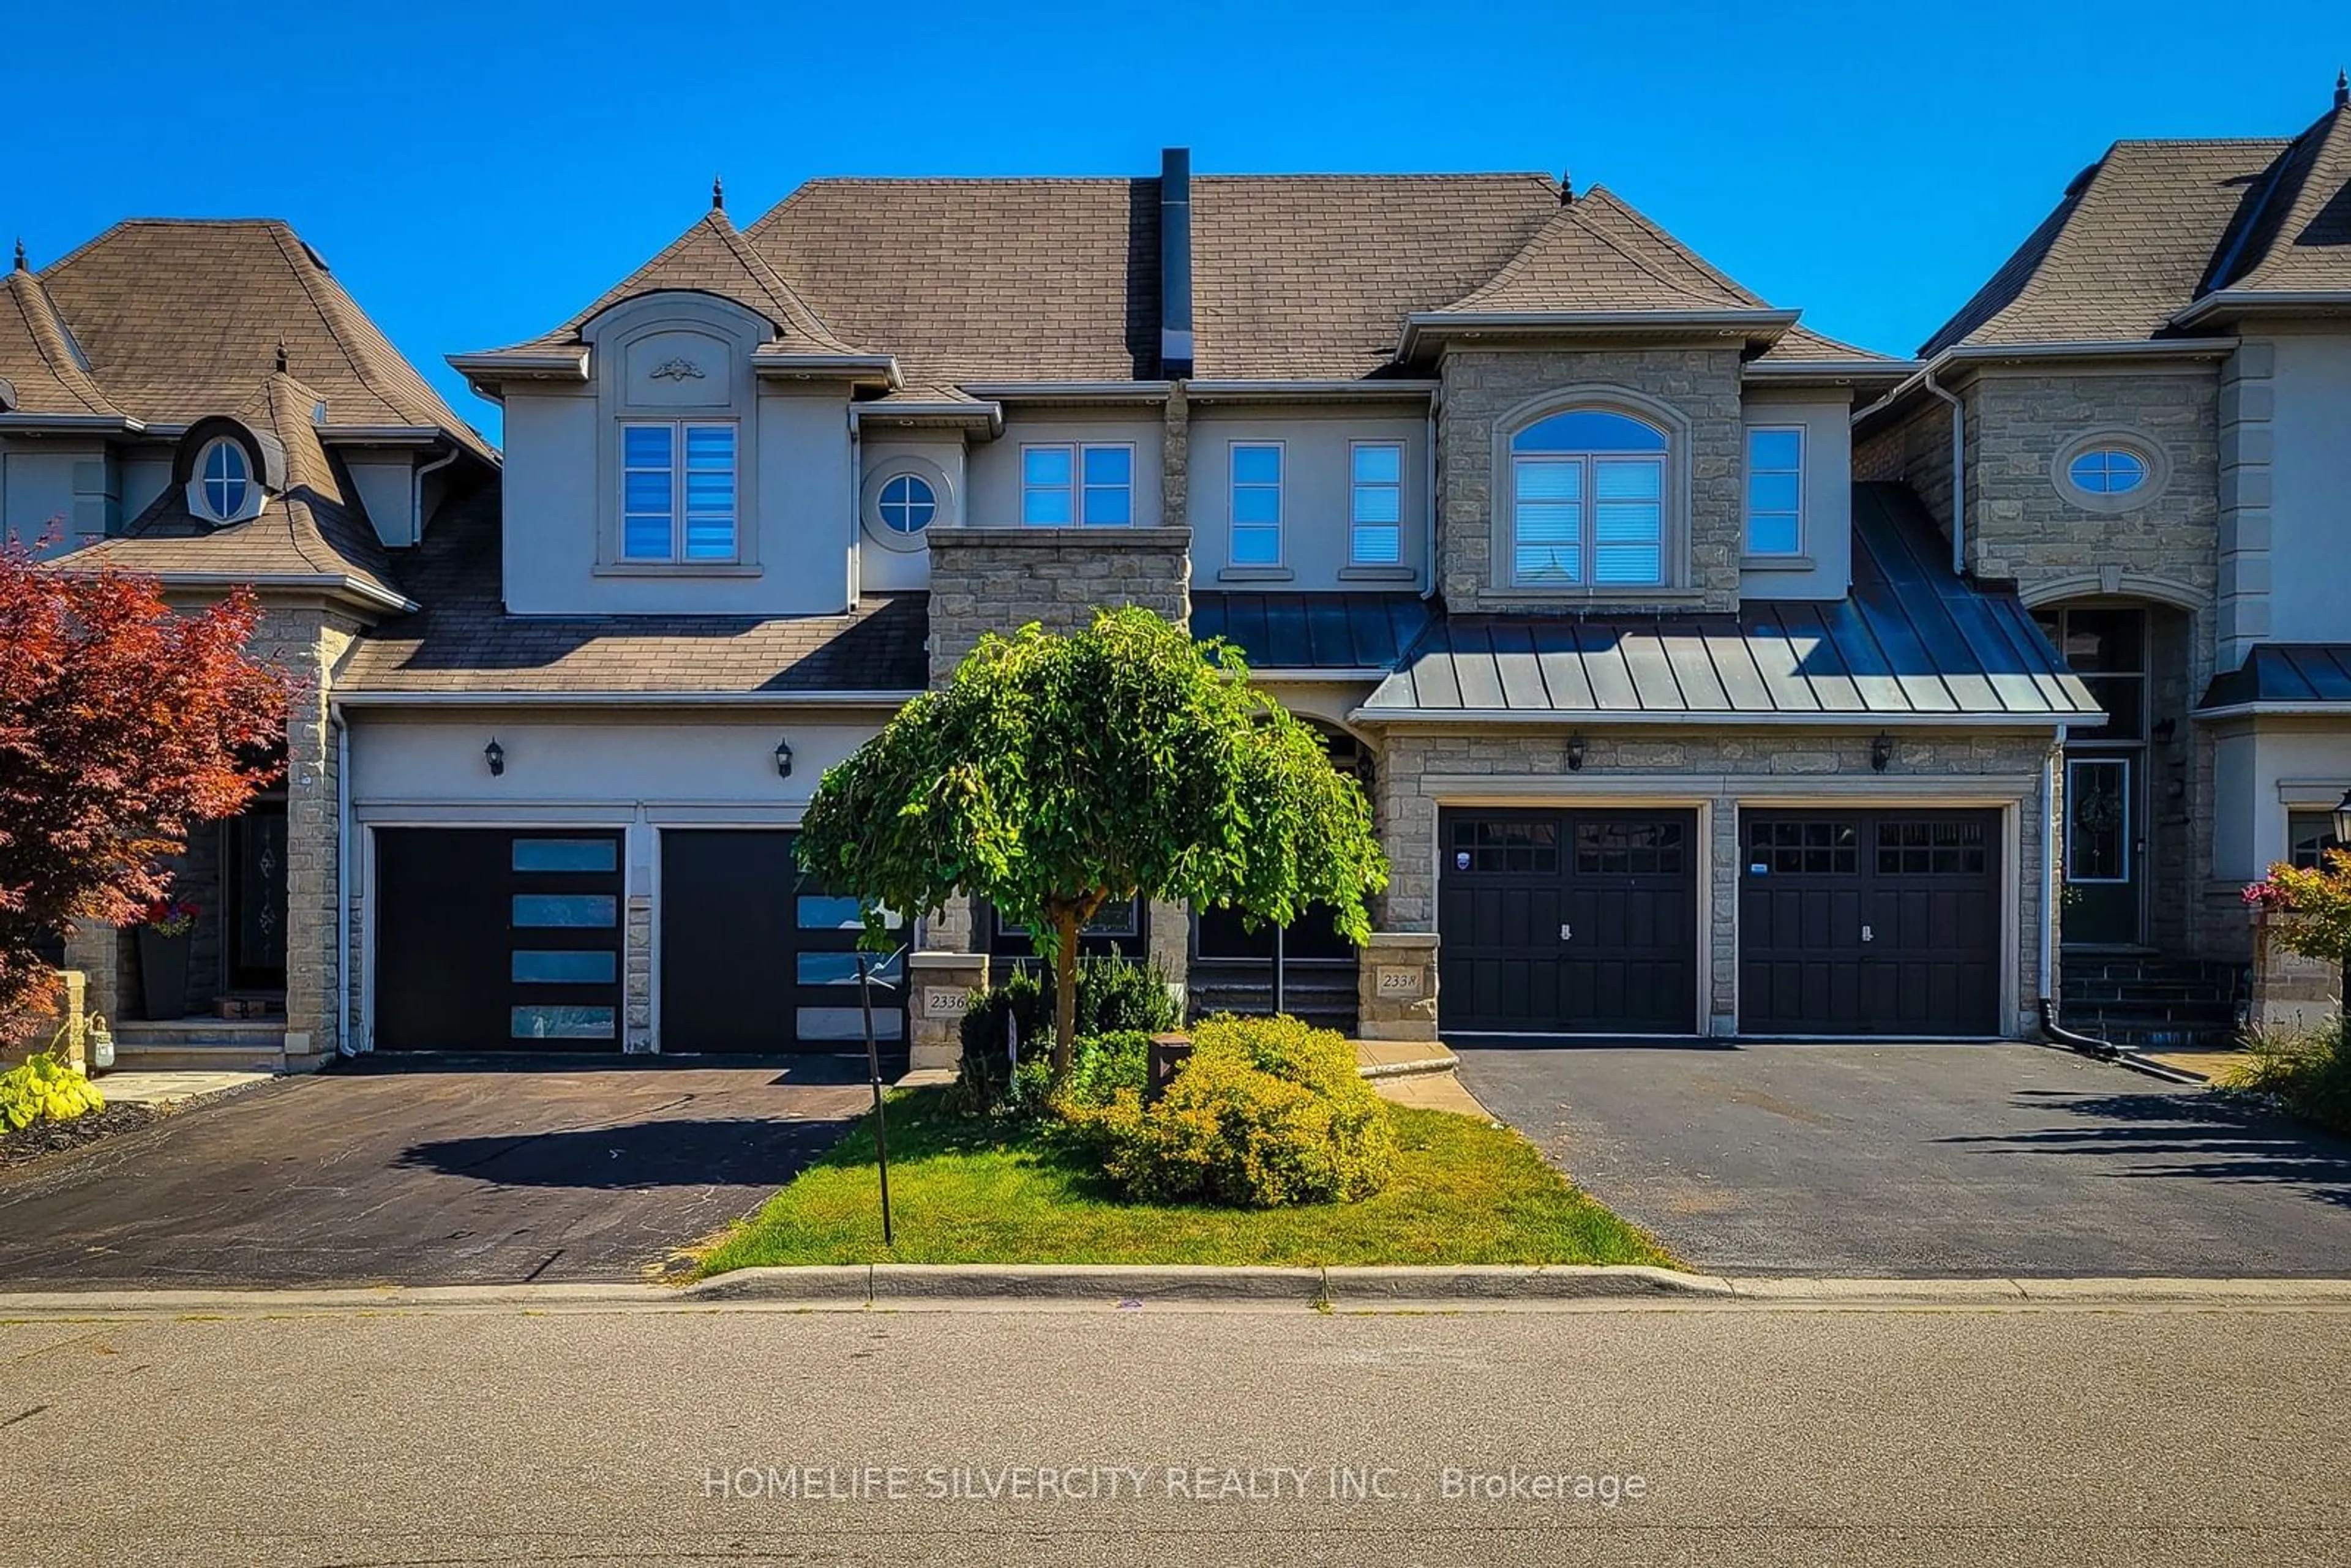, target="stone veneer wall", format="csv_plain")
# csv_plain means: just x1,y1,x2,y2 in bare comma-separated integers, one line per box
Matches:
1436,345,1746,615
1368,725,2061,1036
920,526,1193,968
